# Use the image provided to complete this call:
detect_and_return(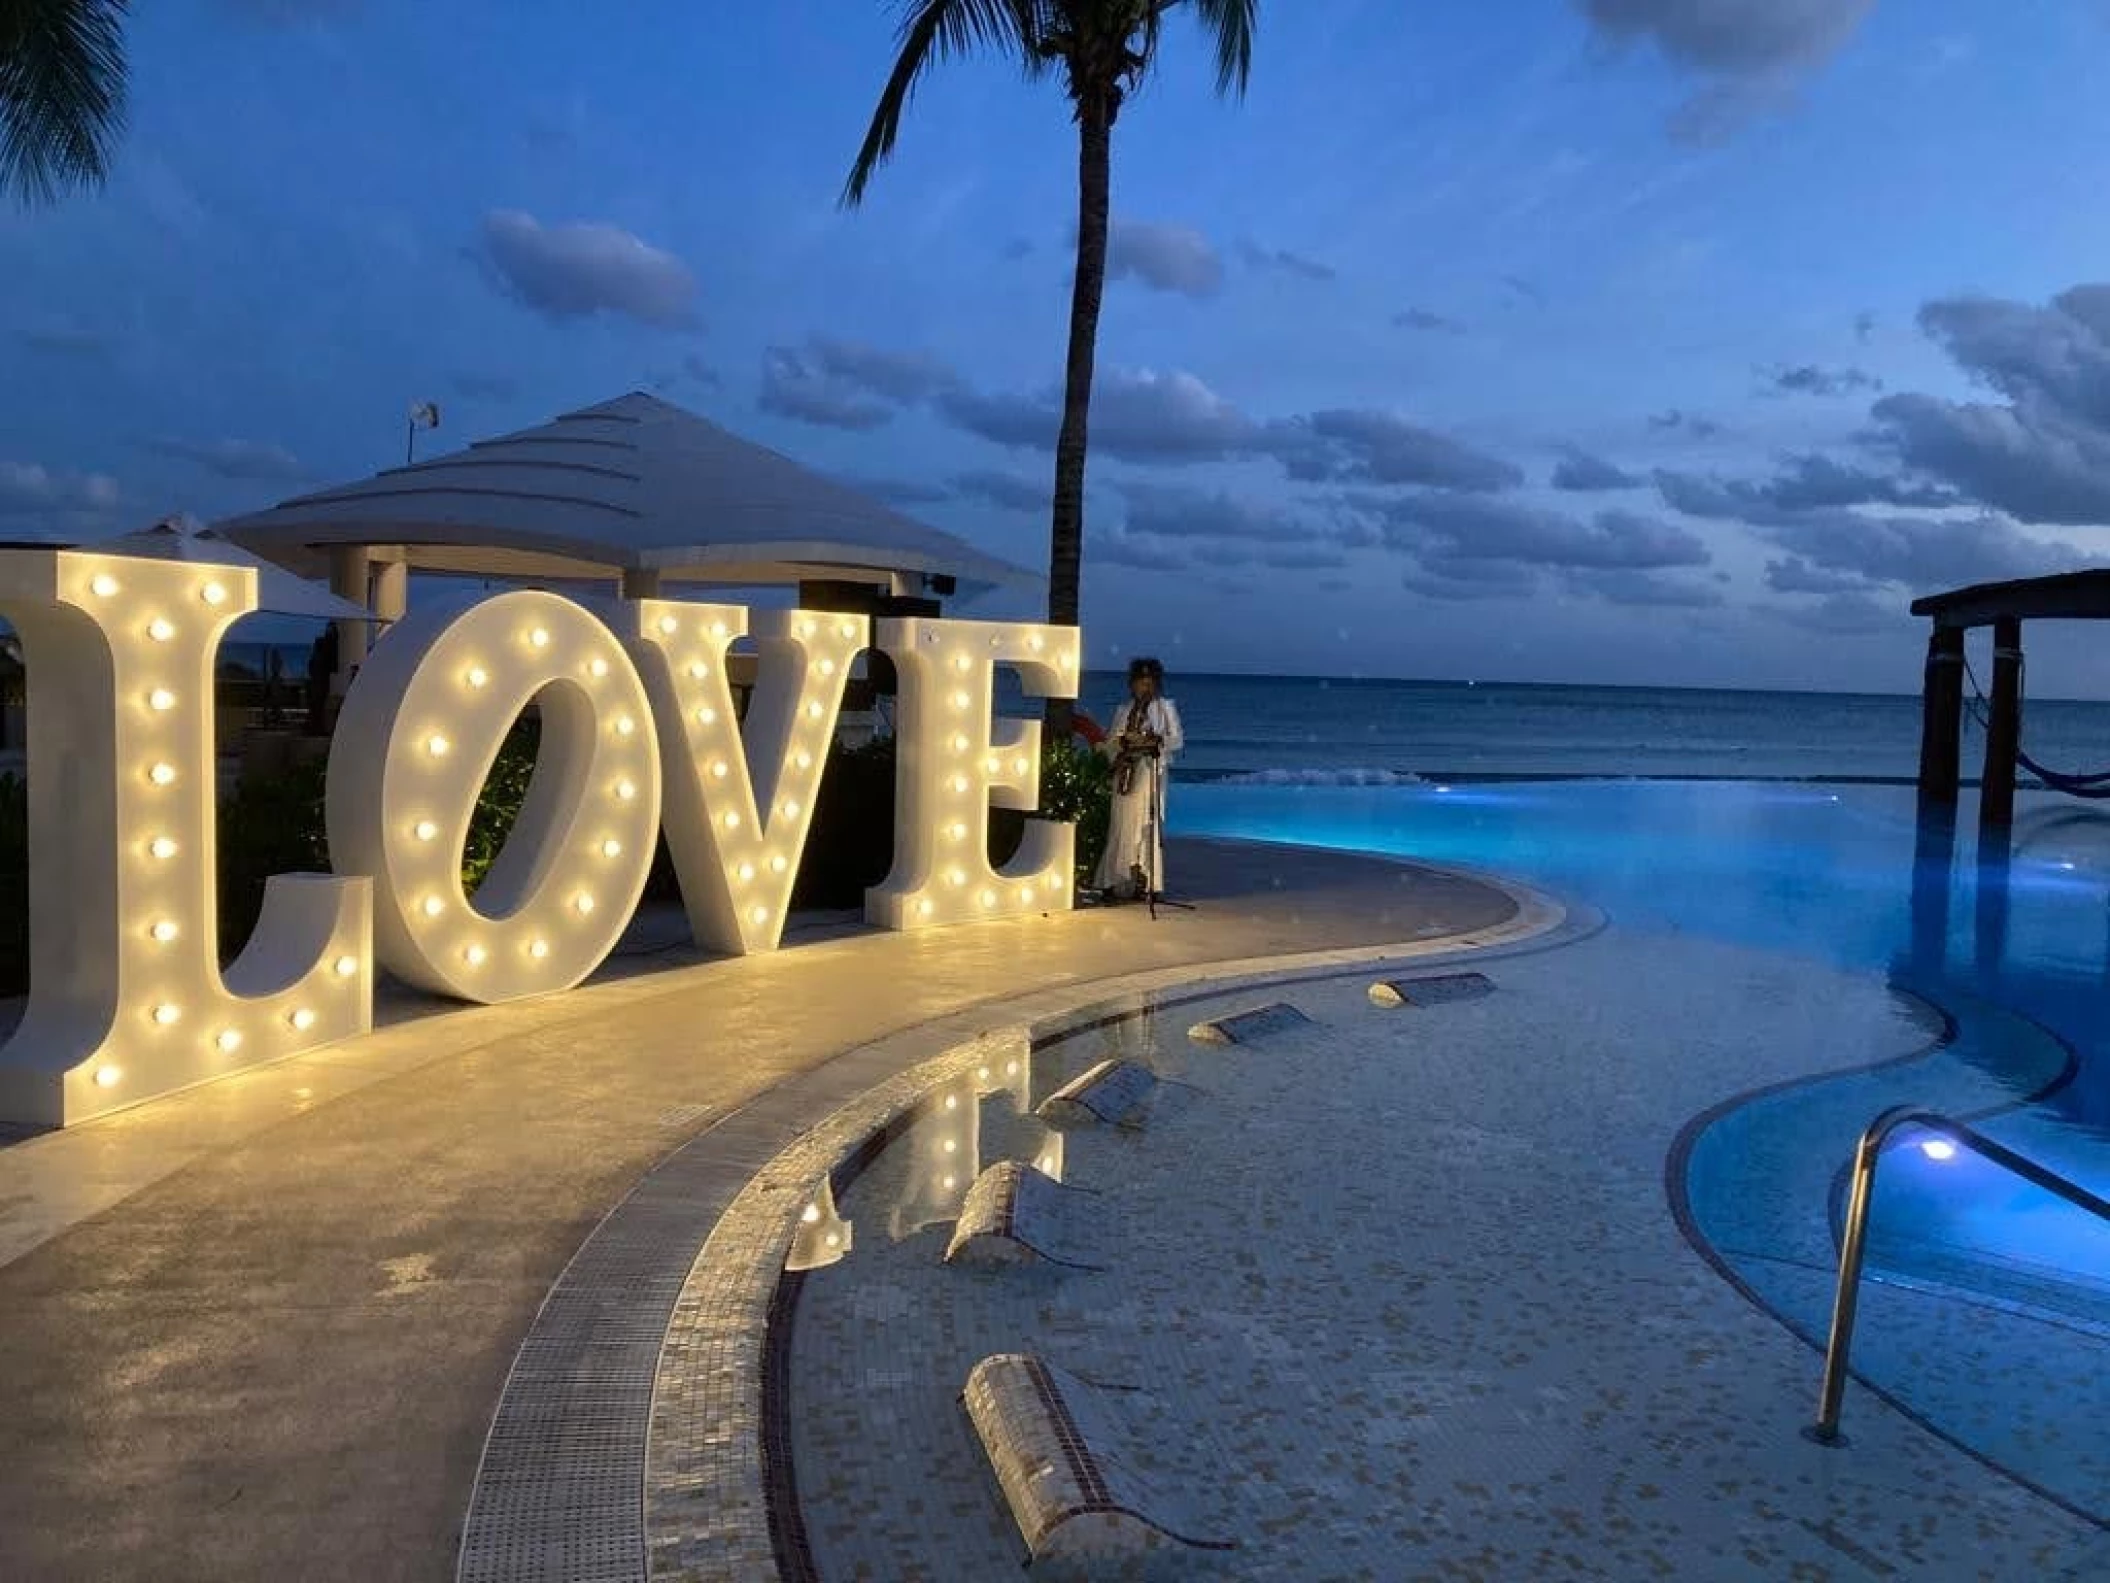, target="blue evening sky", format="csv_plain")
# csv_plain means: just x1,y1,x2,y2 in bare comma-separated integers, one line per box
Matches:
7,1,2110,693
